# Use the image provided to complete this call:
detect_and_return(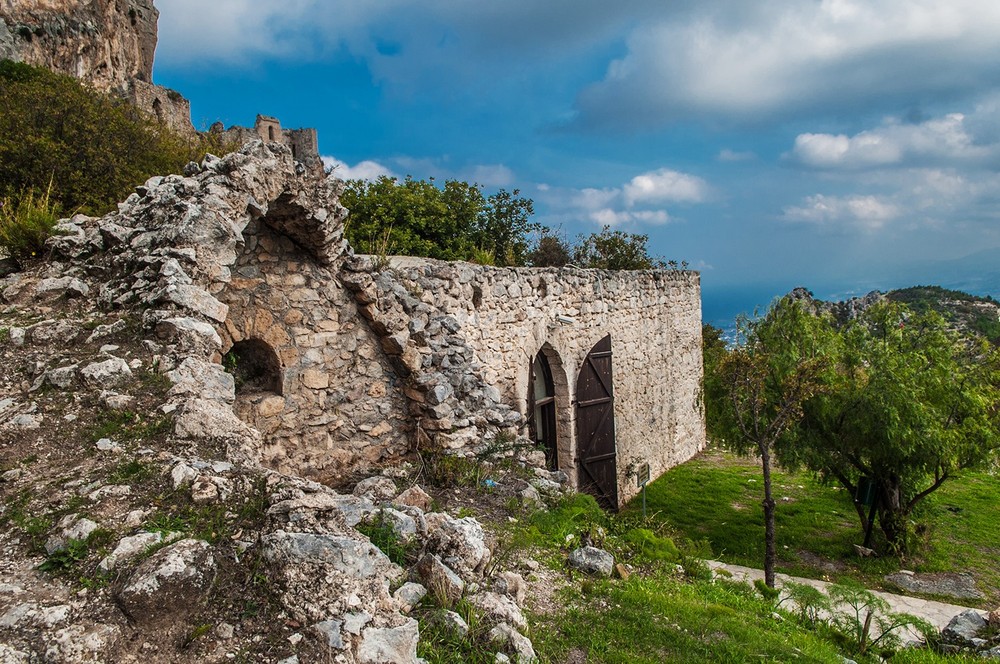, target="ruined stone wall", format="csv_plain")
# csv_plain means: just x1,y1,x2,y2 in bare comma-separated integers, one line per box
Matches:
0,0,158,91
125,78,196,137
212,115,323,175
346,257,706,507
218,216,411,482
